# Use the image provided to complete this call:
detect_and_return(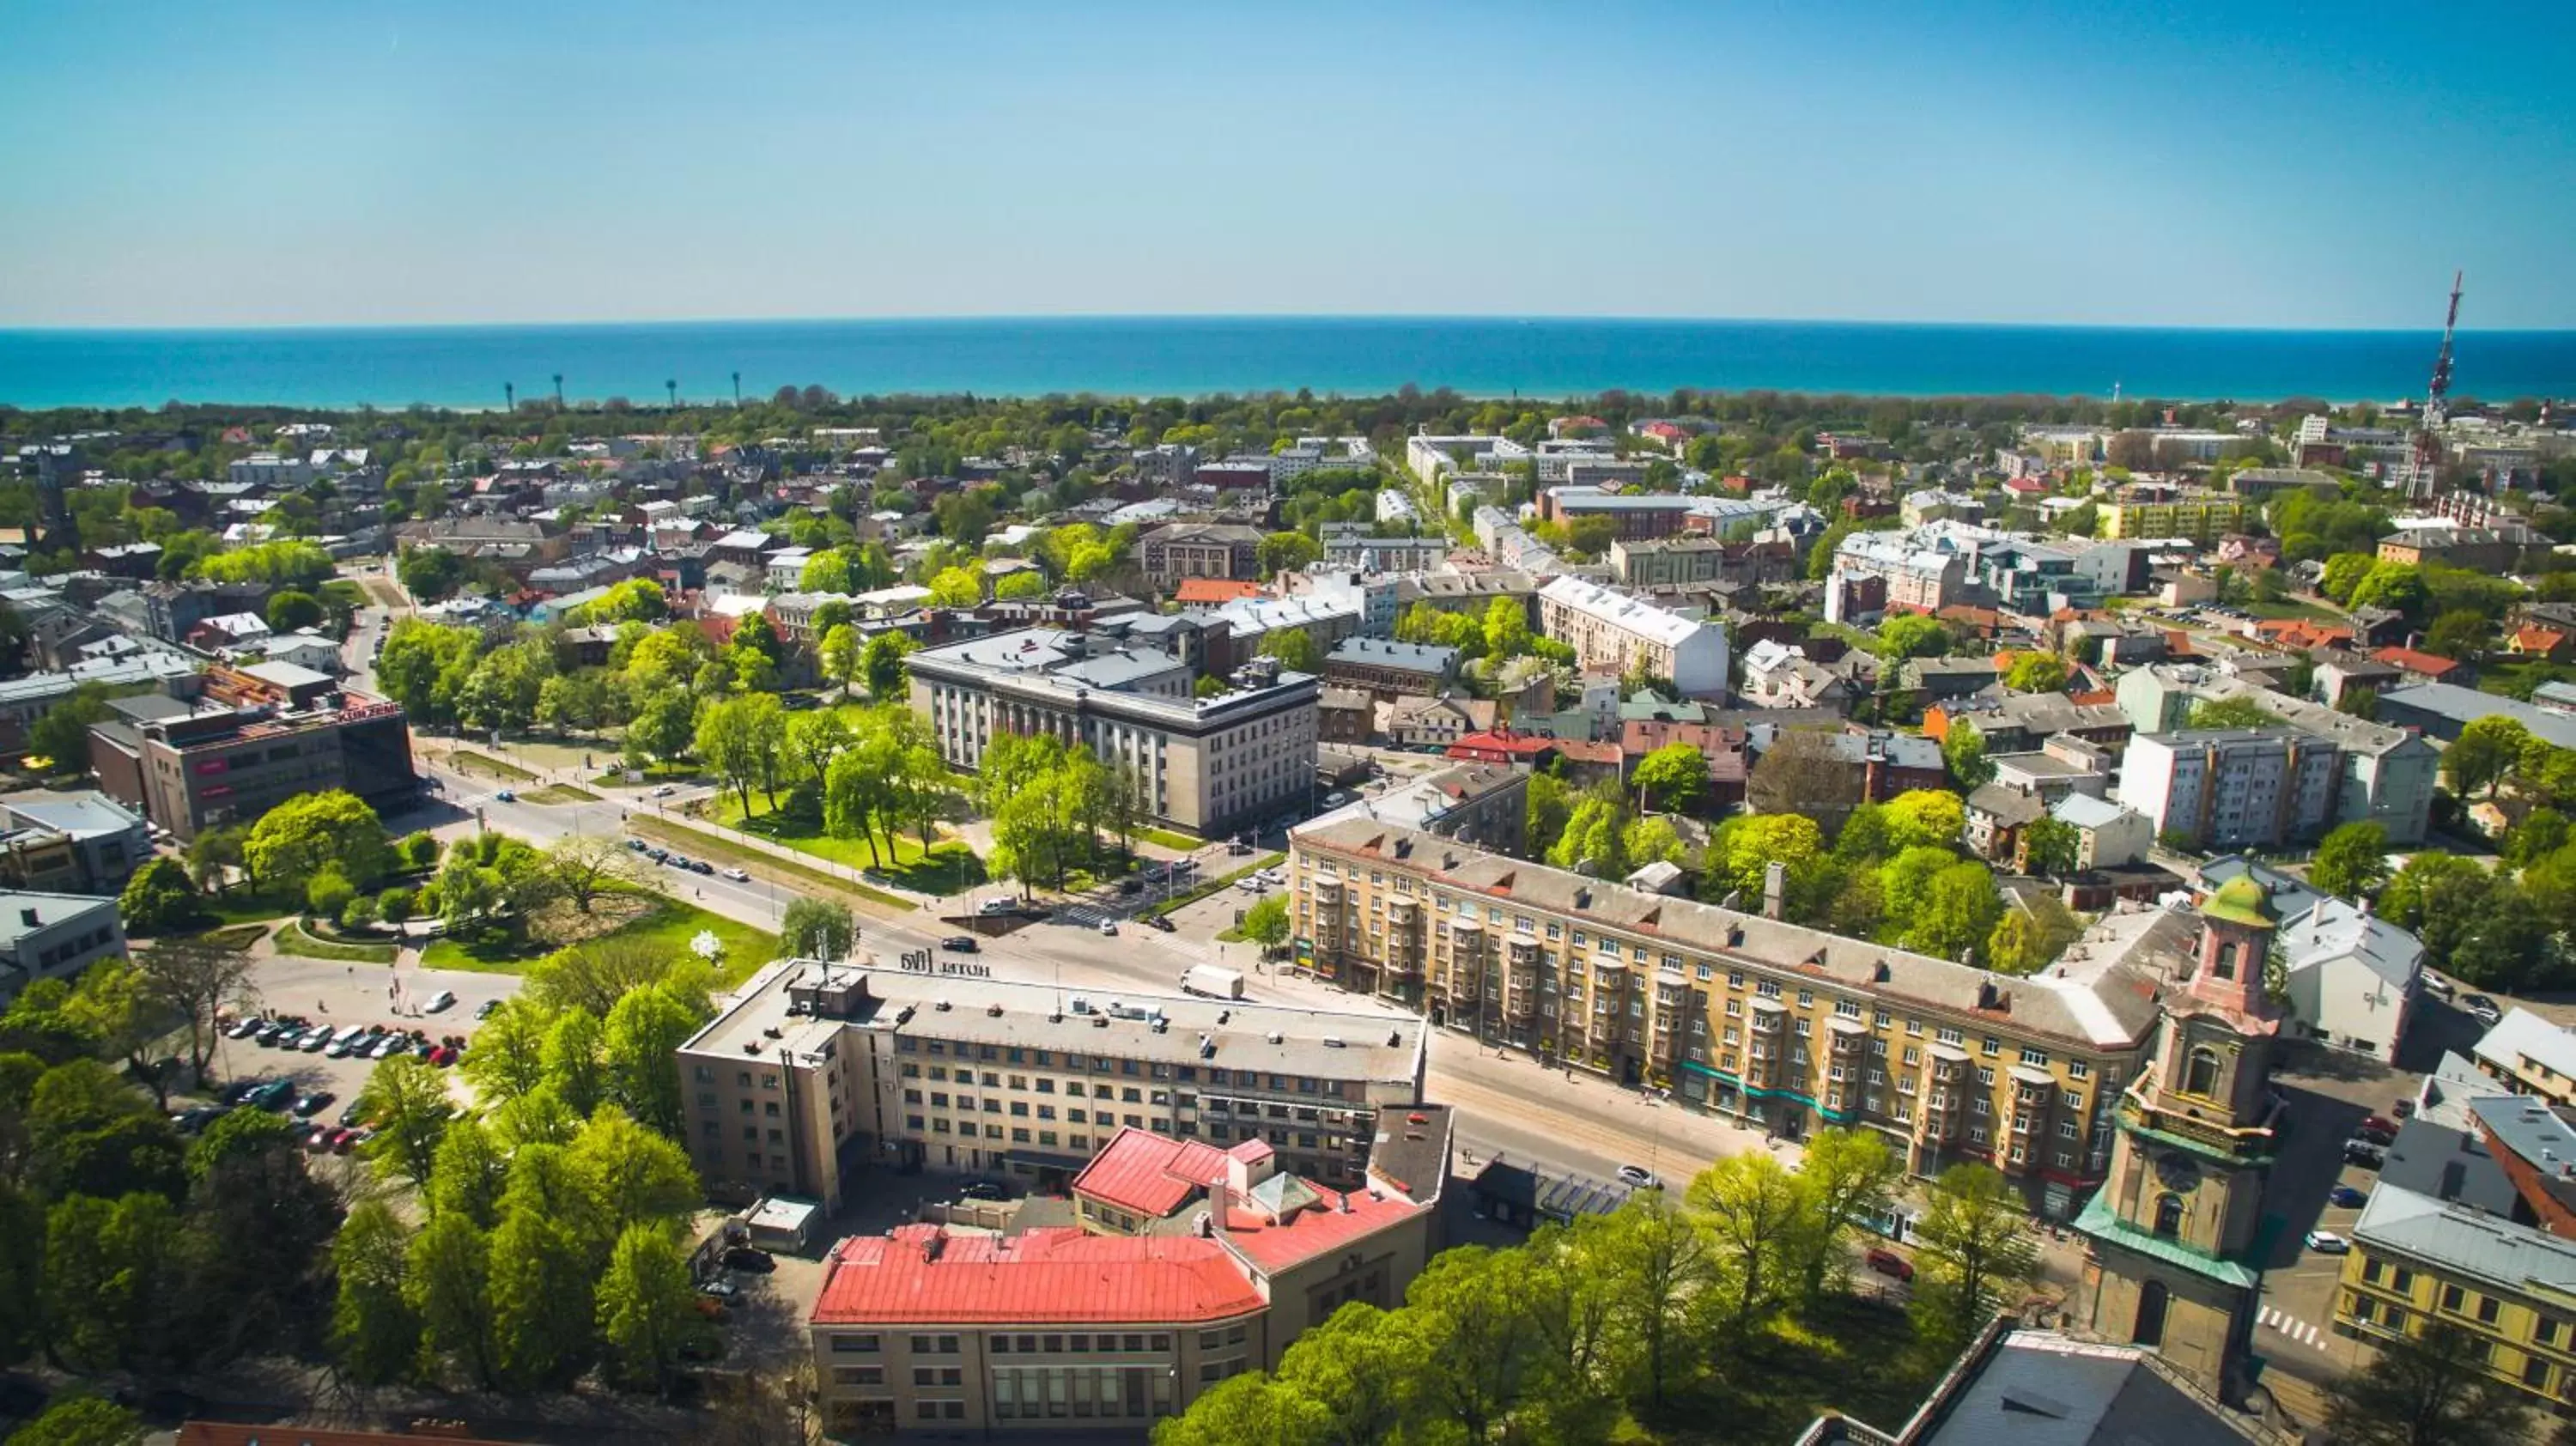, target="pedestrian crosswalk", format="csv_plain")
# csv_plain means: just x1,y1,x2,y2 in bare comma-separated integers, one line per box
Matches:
2259,1304,2325,1350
